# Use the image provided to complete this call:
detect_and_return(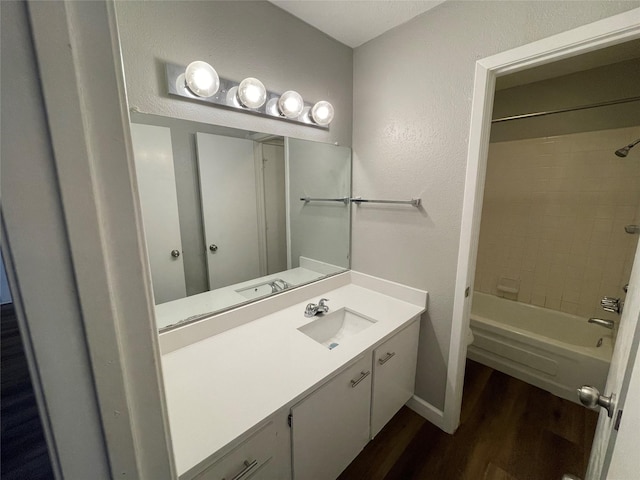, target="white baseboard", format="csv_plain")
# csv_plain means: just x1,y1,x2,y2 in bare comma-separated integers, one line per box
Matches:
406,395,447,432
